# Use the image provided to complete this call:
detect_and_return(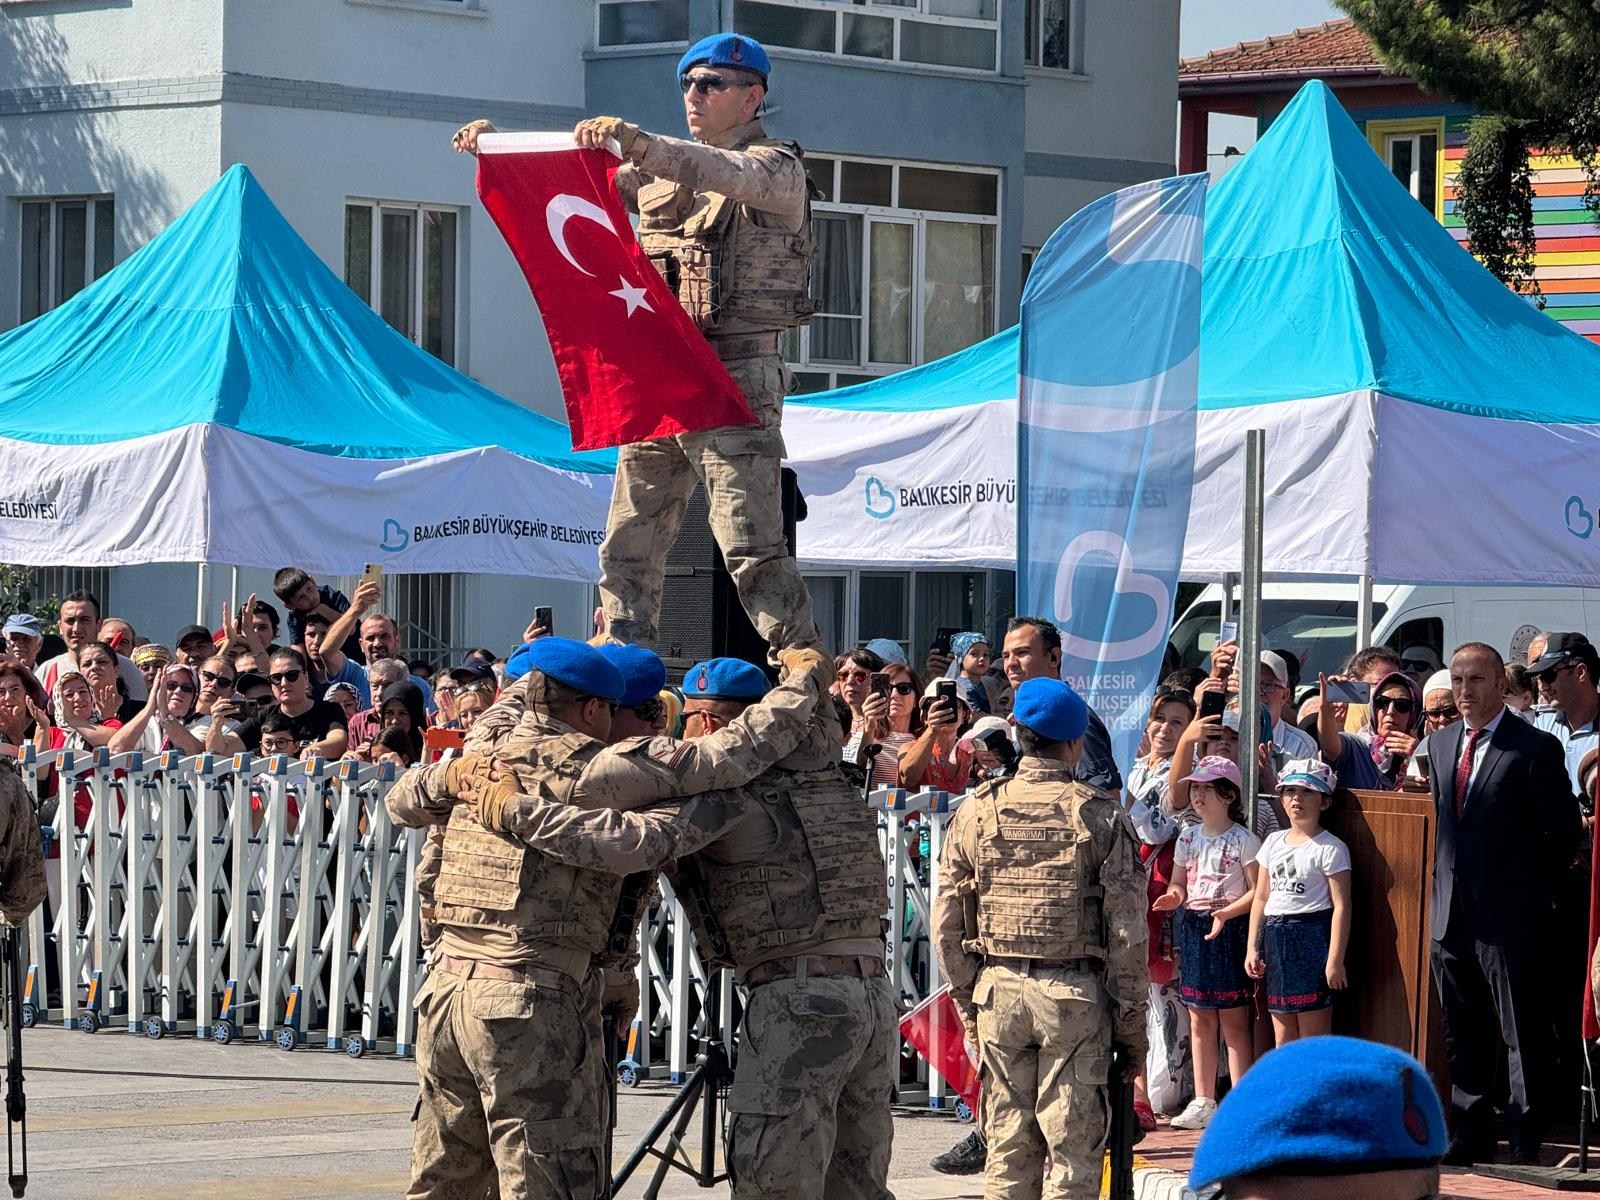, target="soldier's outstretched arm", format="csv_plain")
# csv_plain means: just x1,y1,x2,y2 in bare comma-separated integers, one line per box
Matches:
633,134,806,220
931,804,982,1037
385,752,490,828
1100,808,1151,1064
576,653,829,809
